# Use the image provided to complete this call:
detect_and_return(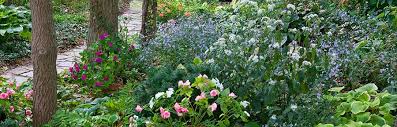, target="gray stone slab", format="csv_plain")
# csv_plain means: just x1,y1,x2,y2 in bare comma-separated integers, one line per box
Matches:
19,71,33,78
57,61,74,67
10,67,31,75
